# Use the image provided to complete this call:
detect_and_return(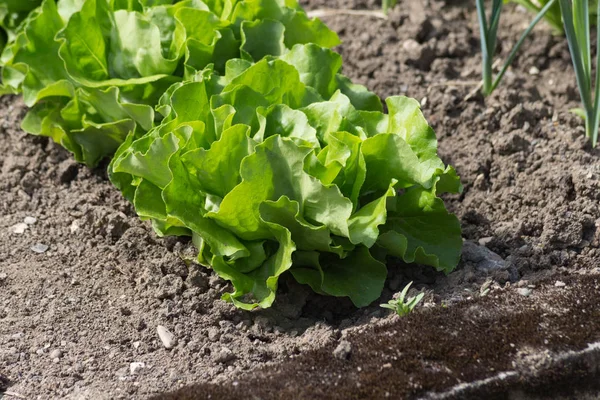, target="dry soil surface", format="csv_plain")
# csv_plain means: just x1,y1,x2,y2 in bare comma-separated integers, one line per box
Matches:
1,0,600,399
